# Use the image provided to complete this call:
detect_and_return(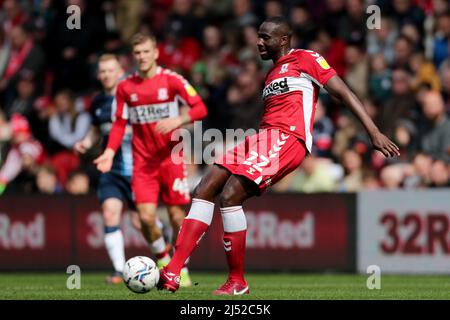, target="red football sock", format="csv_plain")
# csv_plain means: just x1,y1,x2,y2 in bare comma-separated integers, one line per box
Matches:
220,206,247,284
166,218,208,274
166,198,214,275
223,230,247,283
